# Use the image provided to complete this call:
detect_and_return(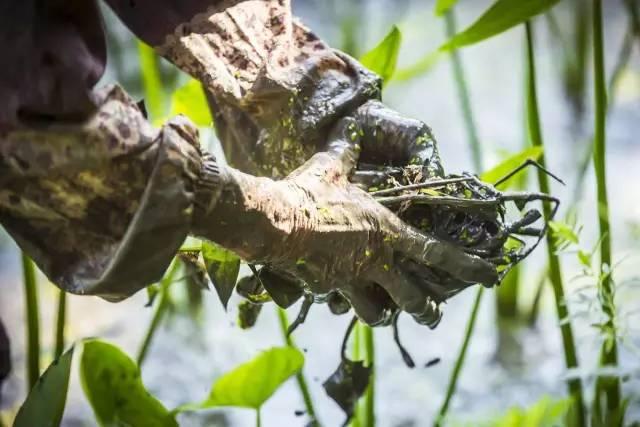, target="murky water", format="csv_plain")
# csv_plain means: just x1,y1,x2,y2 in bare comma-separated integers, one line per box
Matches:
1,1,639,426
